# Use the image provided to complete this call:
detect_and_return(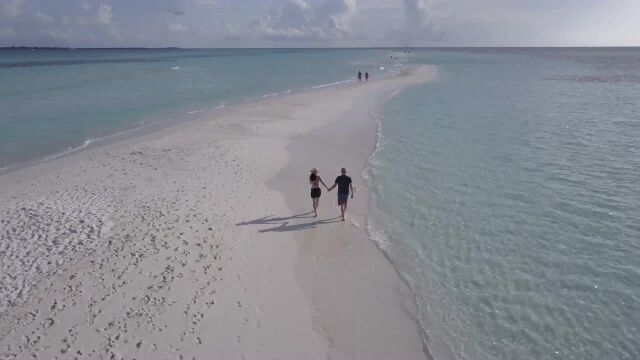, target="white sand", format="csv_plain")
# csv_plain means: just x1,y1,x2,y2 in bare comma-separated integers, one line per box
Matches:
0,65,437,359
